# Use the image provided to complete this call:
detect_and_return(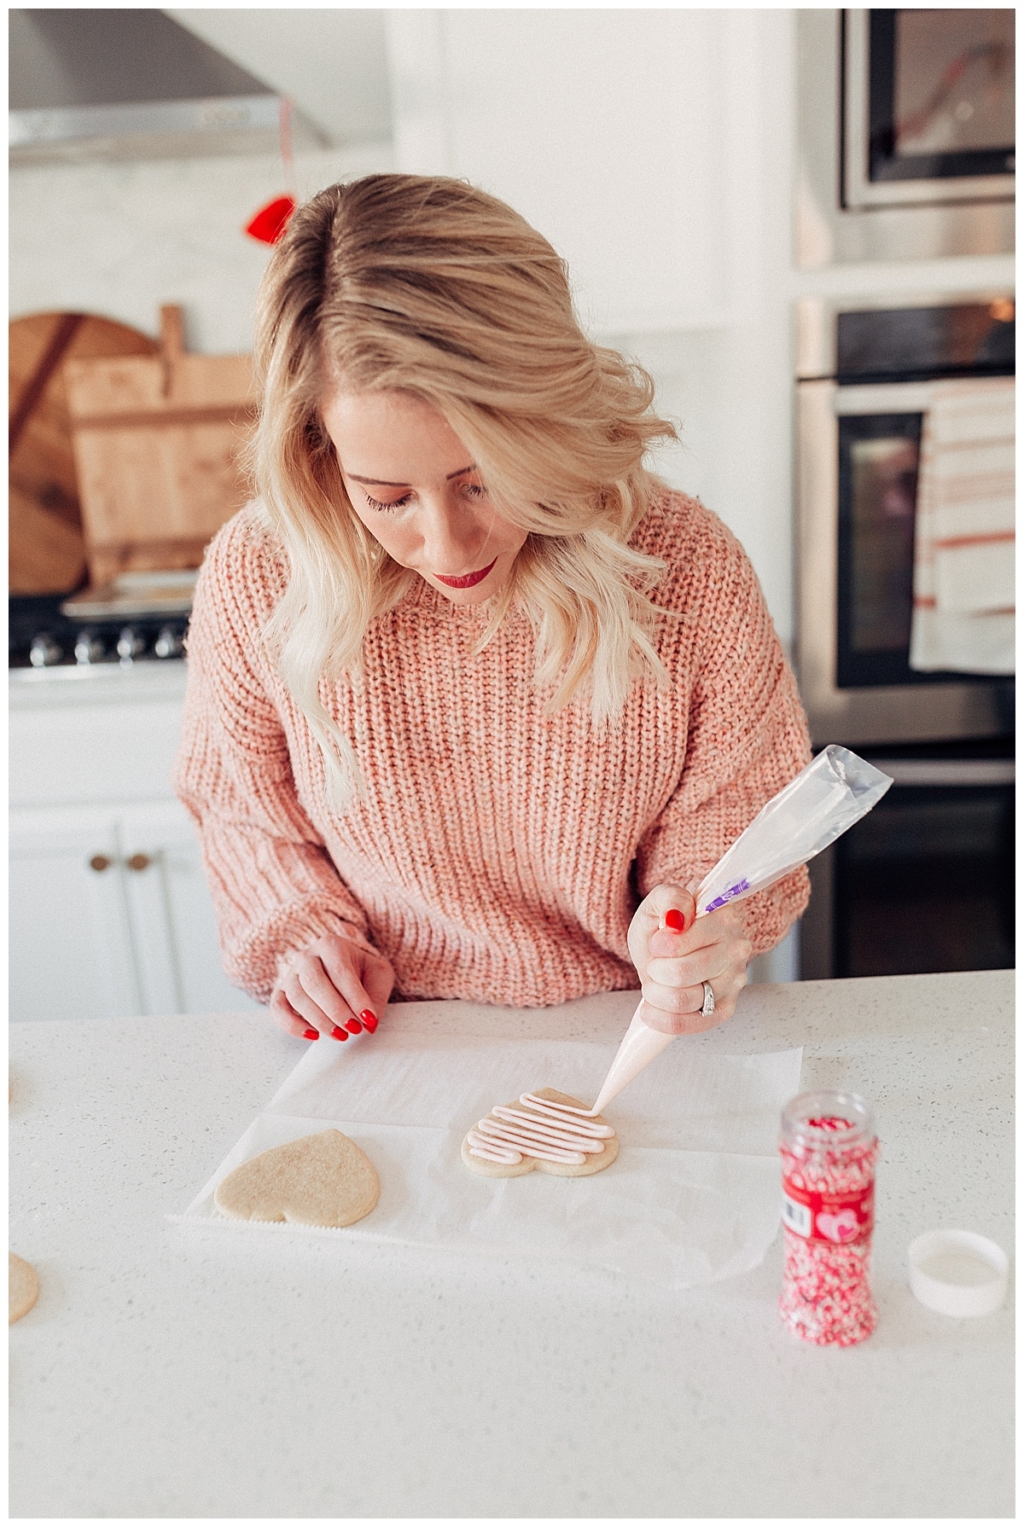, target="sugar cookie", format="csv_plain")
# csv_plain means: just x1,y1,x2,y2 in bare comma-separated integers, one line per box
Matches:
462,1087,619,1178
214,1129,379,1228
9,1252,39,1324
